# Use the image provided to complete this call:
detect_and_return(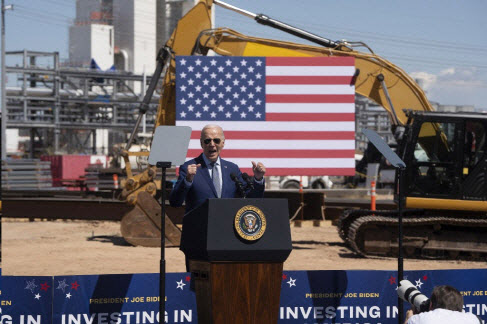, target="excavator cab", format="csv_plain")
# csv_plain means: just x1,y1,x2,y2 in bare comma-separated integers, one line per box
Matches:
402,111,487,206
